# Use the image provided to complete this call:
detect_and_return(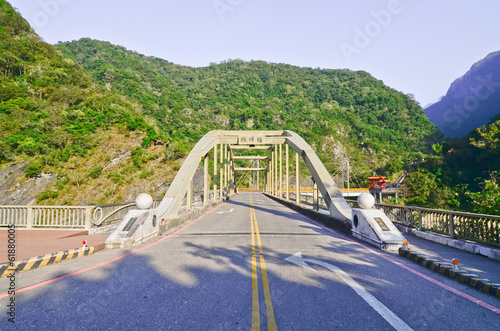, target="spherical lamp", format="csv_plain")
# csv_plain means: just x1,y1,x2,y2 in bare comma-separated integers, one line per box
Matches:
357,192,375,209
136,193,153,210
